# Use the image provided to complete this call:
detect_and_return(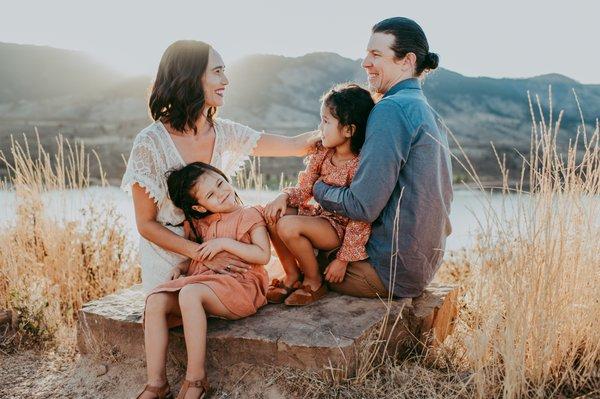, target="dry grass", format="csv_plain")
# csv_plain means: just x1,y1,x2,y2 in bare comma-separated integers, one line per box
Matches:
0,132,139,347
1,90,599,398
451,91,600,398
